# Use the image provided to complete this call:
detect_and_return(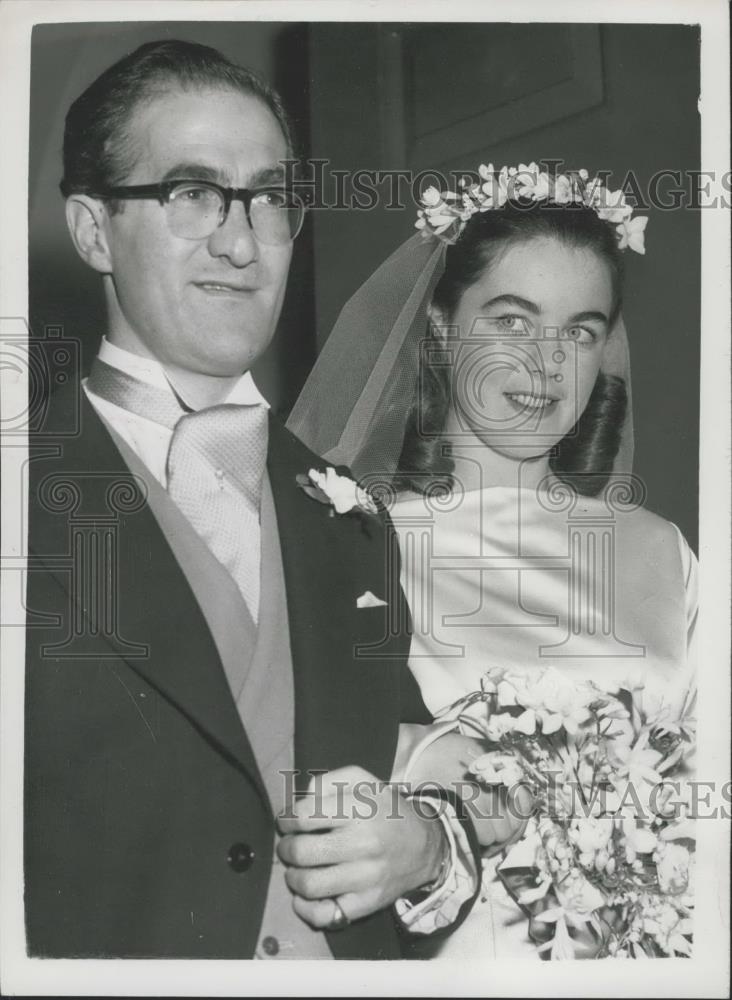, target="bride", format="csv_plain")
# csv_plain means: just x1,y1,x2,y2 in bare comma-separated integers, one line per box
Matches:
287,162,697,958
